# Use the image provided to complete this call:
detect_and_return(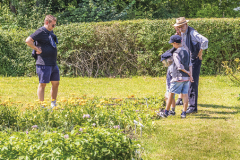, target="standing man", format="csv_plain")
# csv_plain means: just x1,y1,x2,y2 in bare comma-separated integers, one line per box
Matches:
173,17,208,114
26,15,59,108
